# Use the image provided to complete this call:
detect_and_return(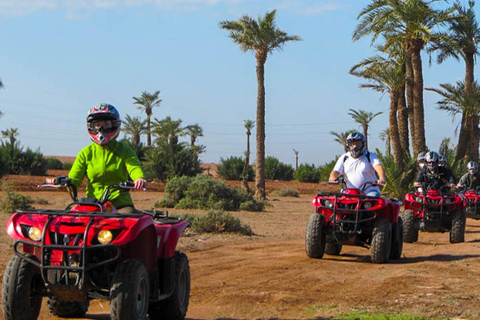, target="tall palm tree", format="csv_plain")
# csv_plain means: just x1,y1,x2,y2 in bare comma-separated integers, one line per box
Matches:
350,53,405,166
133,90,162,147
347,109,383,150
293,148,299,170
220,10,301,200
330,130,356,152
427,81,480,161
429,0,480,161
151,116,185,146
353,0,455,156
242,119,255,192
1,128,18,146
379,128,391,155
121,115,147,148
185,124,203,147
